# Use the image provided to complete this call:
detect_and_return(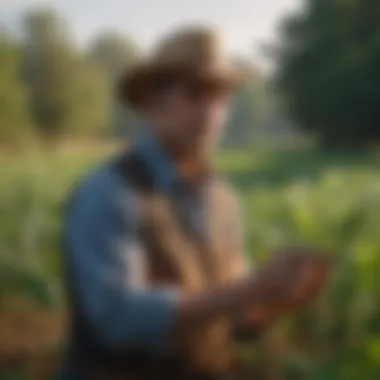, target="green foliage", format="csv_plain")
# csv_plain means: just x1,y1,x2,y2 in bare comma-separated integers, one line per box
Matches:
22,9,111,141
225,149,380,378
0,32,32,145
64,58,111,138
1,148,380,378
224,82,257,147
89,31,139,80
276,0,380,147
88,31,142,138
